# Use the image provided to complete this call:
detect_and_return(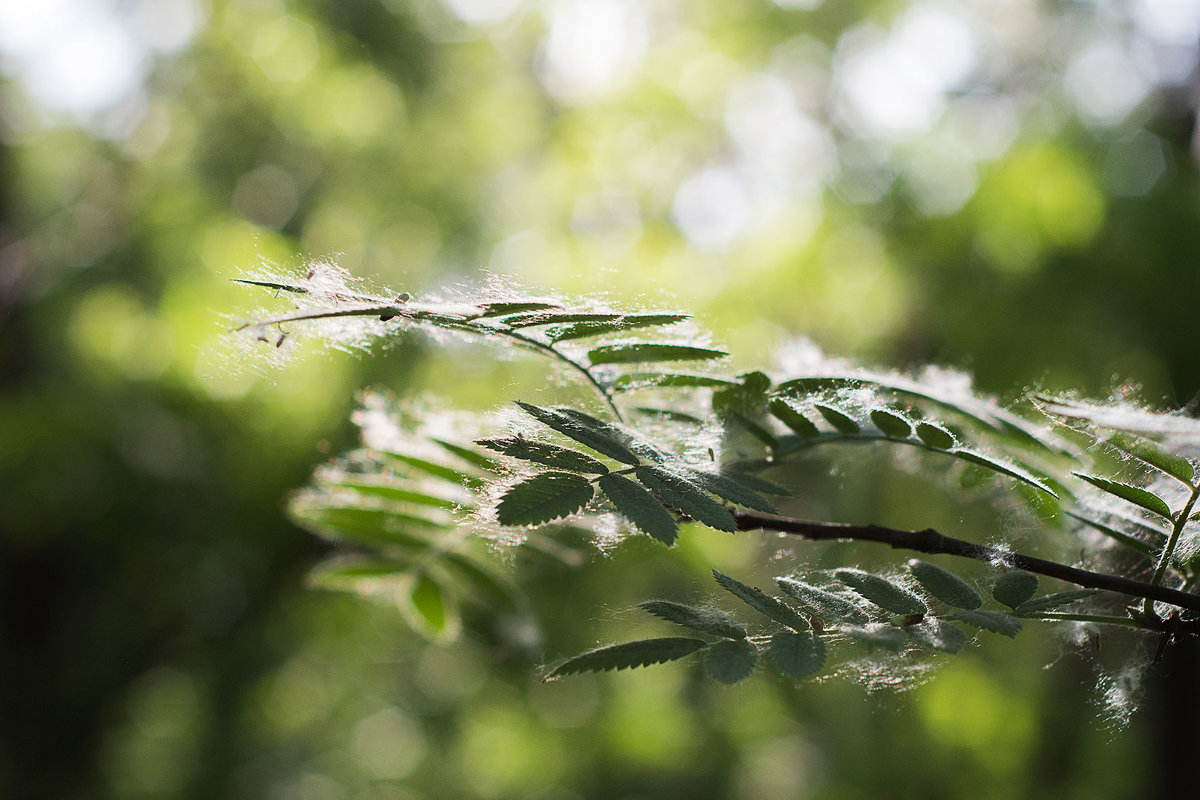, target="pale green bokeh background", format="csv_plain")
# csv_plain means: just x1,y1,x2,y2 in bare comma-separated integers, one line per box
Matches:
3,1,1199,798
